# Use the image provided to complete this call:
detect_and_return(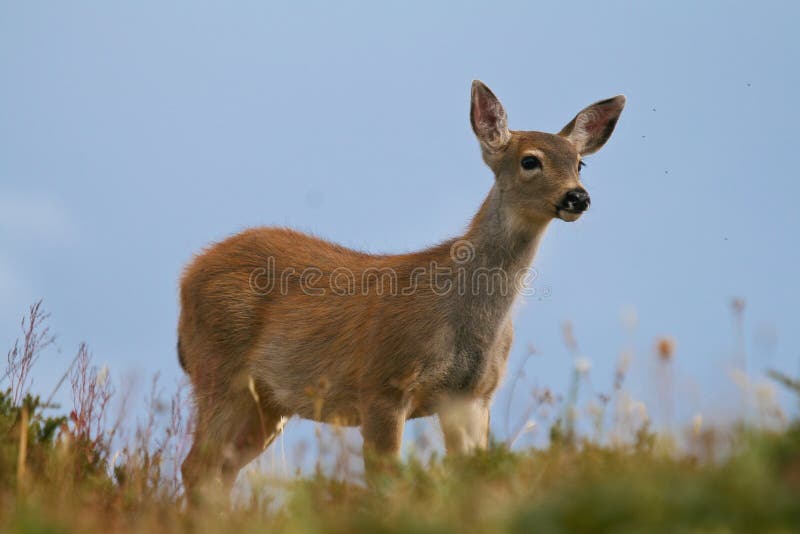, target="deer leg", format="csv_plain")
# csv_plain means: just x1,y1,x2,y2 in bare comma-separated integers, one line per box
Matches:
182,390,286,504
182,409,233,503
438,397,490,454
360,395,407,476
220,405,288,489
